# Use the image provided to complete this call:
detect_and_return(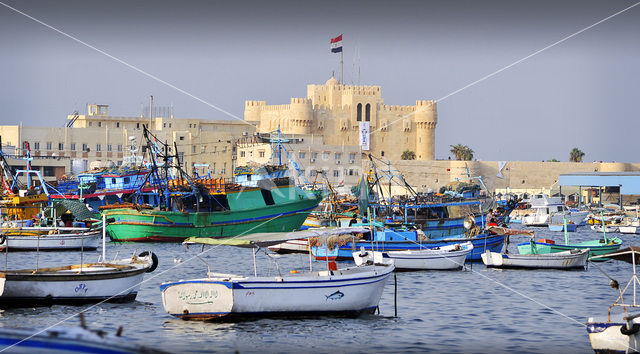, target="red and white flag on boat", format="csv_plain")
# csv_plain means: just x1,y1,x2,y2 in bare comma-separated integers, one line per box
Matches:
330,35,343,53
